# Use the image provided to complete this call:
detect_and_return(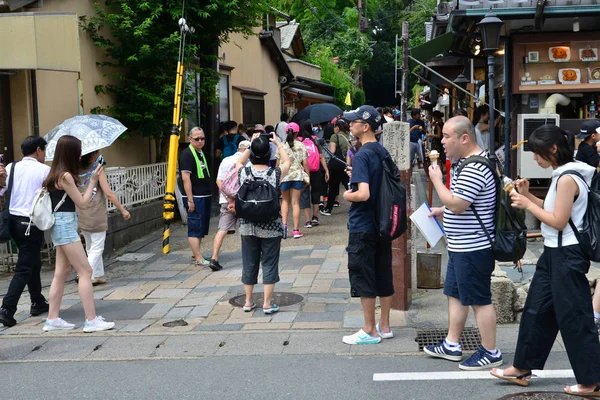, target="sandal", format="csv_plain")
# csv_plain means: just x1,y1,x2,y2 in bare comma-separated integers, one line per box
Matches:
490,368,532,387
564,384,600,396
243,301,256,312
